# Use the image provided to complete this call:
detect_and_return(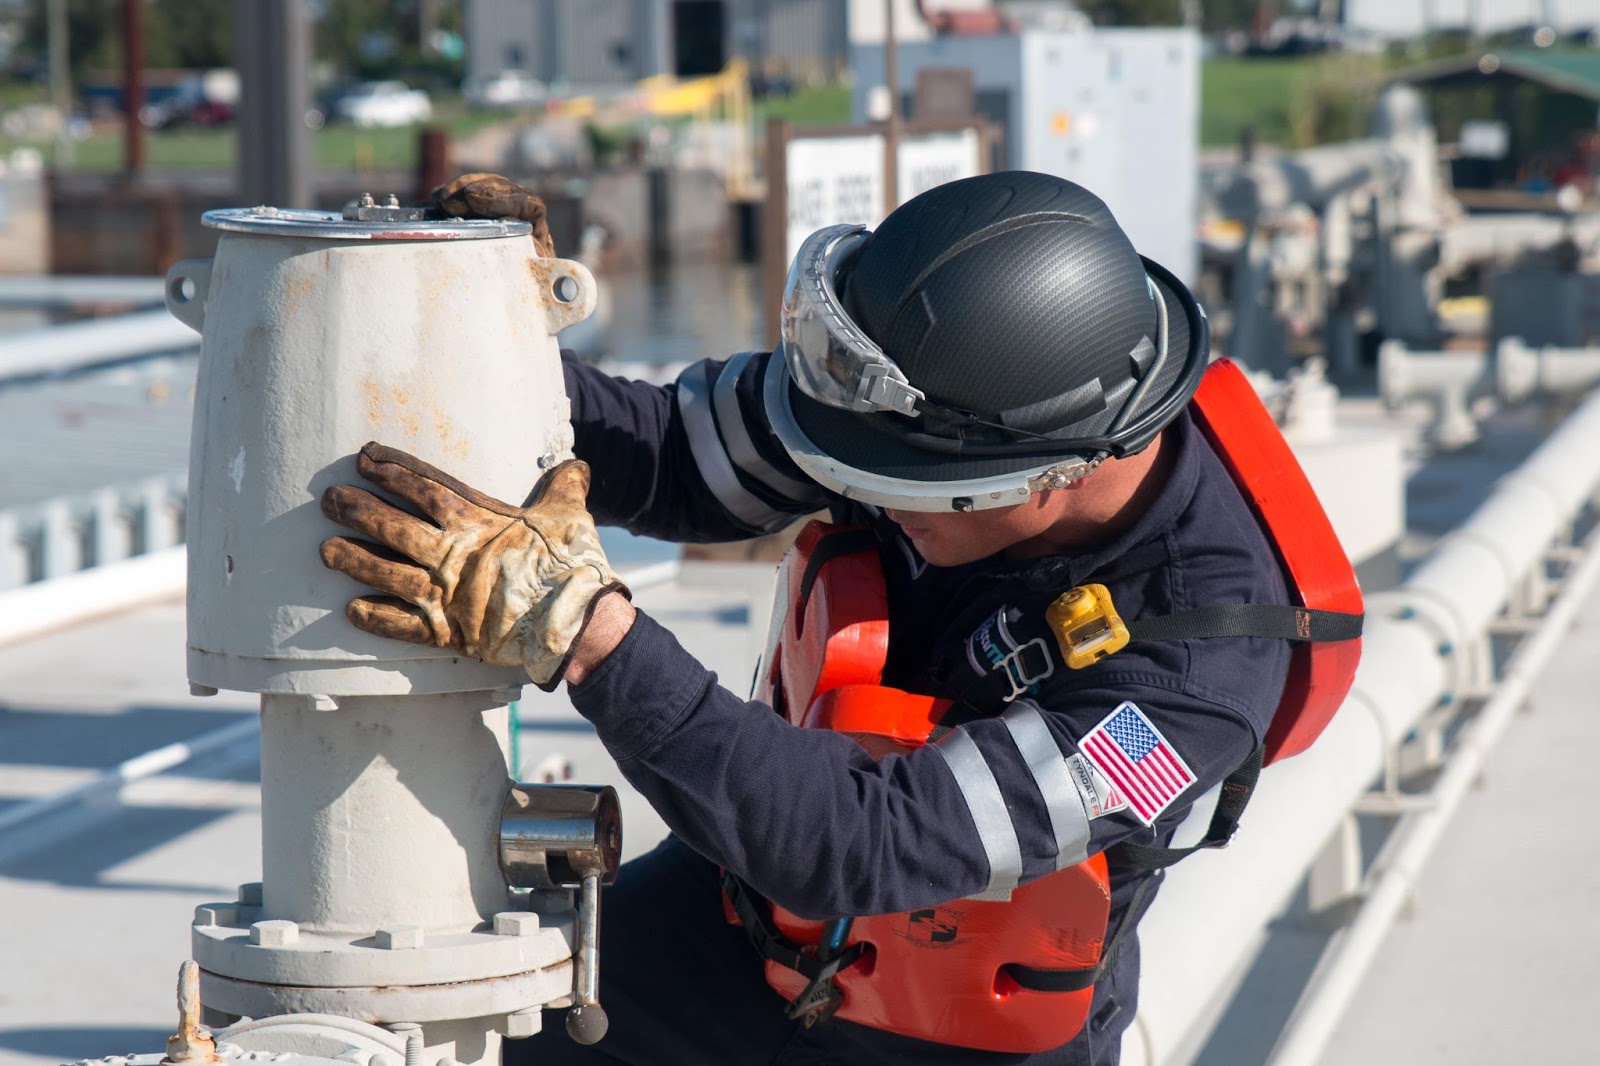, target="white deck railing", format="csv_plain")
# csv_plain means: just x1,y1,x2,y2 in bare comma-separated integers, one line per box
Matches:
1132,385,1600,1065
